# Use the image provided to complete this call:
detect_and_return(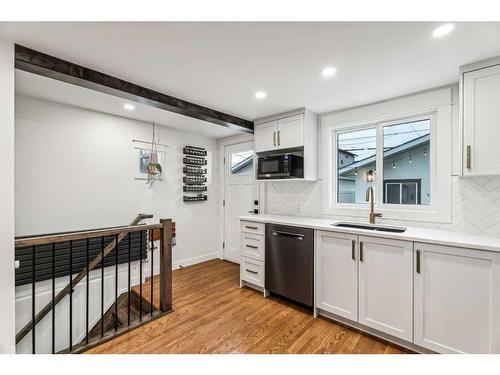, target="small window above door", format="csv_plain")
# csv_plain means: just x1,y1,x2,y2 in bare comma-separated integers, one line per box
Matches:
230,150,253,175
